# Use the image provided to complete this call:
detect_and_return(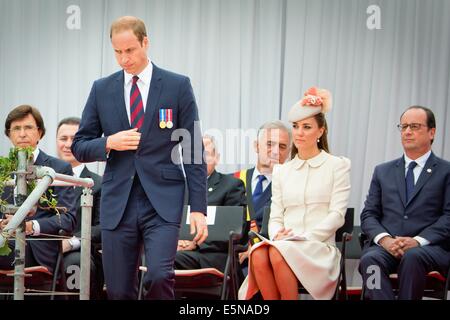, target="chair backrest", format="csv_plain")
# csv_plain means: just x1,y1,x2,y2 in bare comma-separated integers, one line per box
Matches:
259,206,271,239
335,208,354,242
179,205,246,242
259,207,354,242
